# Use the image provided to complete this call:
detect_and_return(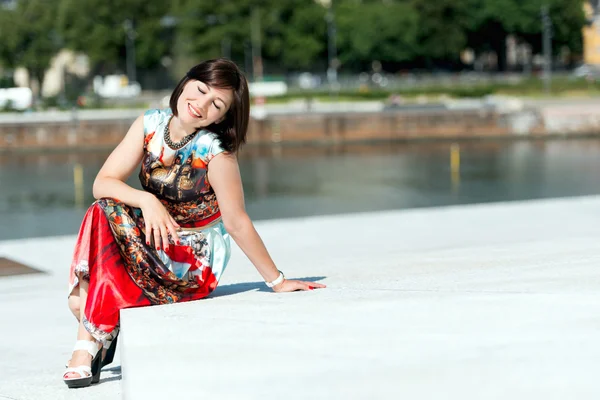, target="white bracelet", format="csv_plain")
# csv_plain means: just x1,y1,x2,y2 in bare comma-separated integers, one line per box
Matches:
265,270,285,288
